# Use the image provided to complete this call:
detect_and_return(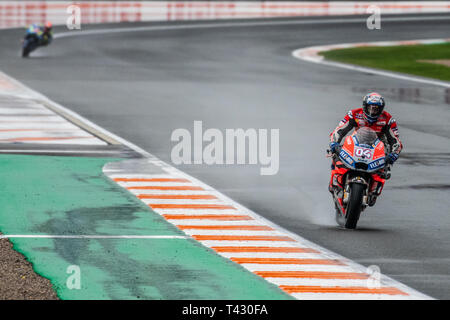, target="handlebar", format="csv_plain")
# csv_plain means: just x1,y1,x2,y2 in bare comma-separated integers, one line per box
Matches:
327,146,392,179
326,146,341,159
